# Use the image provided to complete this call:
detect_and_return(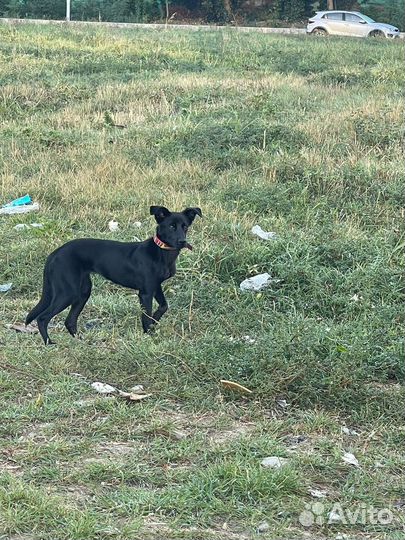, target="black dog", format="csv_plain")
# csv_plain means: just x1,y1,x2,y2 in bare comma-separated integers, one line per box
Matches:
26,206,202,344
